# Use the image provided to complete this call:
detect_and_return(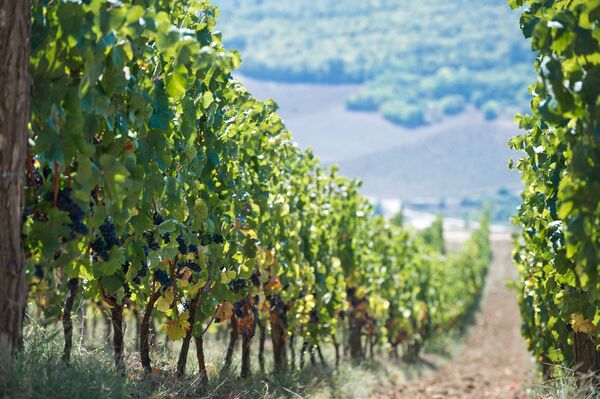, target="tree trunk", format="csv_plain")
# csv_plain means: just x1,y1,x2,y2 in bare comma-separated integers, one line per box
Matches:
79,303,87,346
270,311,287,372
194,334,209,387
0,0,31,367
140,290,159,373
404,341,422,363
573,332,600,379
104,312,112,340
62,278,79,362
309,343,317,366
111,305,125,373
331,334,340,368
258,319,266,374
133,309,141,351
177,293,201,377
240,330,254,379
390,343,399,359
300,339,308,369
349,314,364,360
289,333,296,370
222,315,238,373
316,343,327,367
